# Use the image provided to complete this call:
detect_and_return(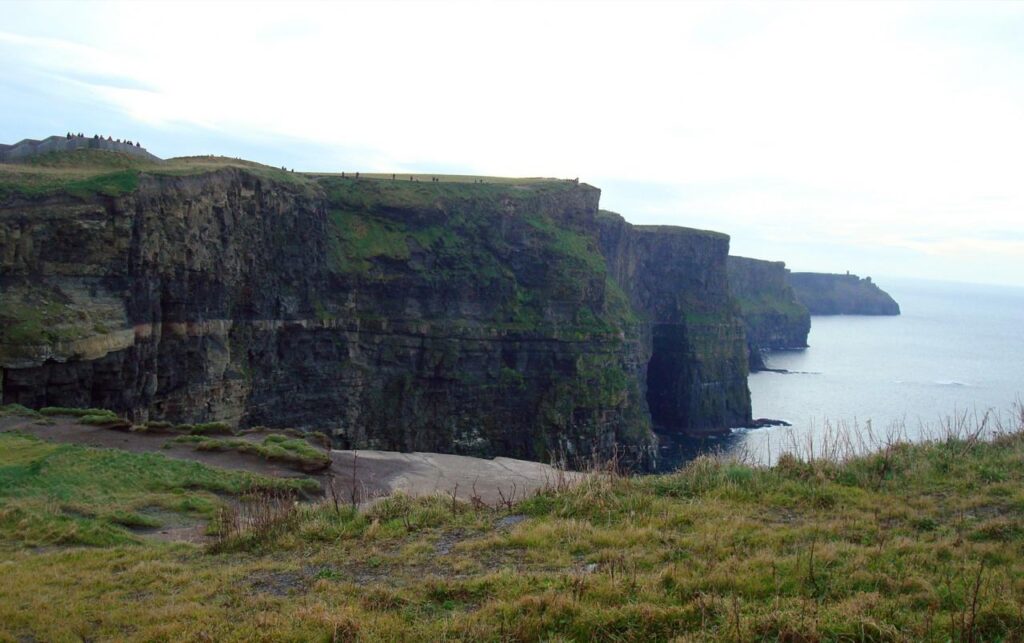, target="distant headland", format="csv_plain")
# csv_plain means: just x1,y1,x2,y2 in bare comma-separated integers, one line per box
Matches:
789,271,901,315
